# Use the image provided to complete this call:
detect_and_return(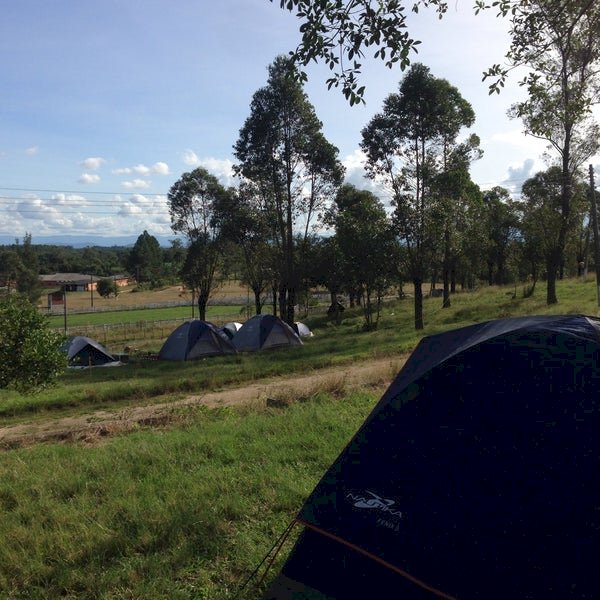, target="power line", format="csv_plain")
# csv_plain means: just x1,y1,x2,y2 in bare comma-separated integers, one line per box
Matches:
0,186,168,197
